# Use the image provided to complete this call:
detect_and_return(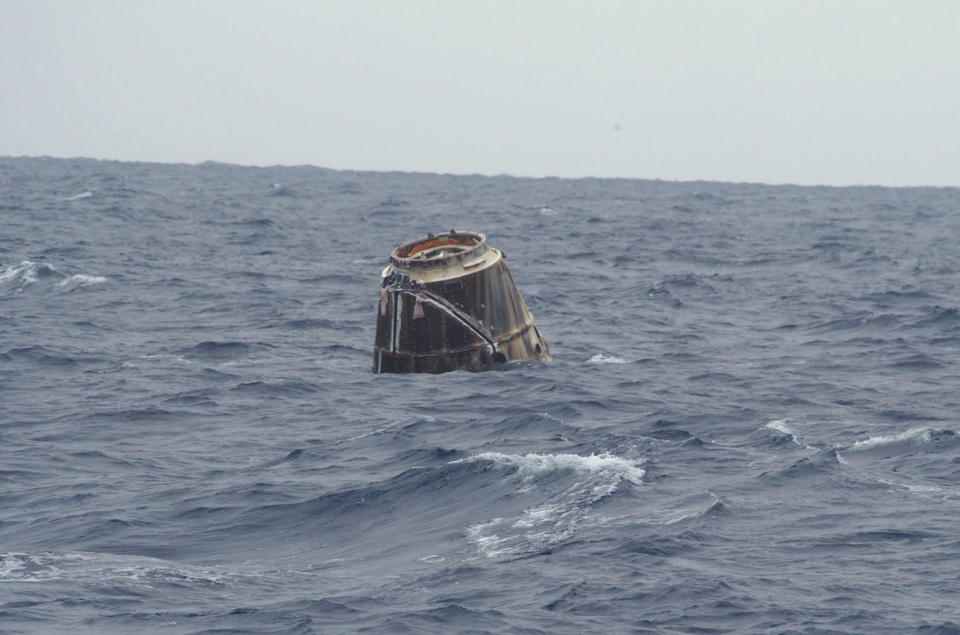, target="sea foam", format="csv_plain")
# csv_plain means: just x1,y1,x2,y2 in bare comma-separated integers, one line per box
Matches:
457,451,645,485
459,452,645,558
